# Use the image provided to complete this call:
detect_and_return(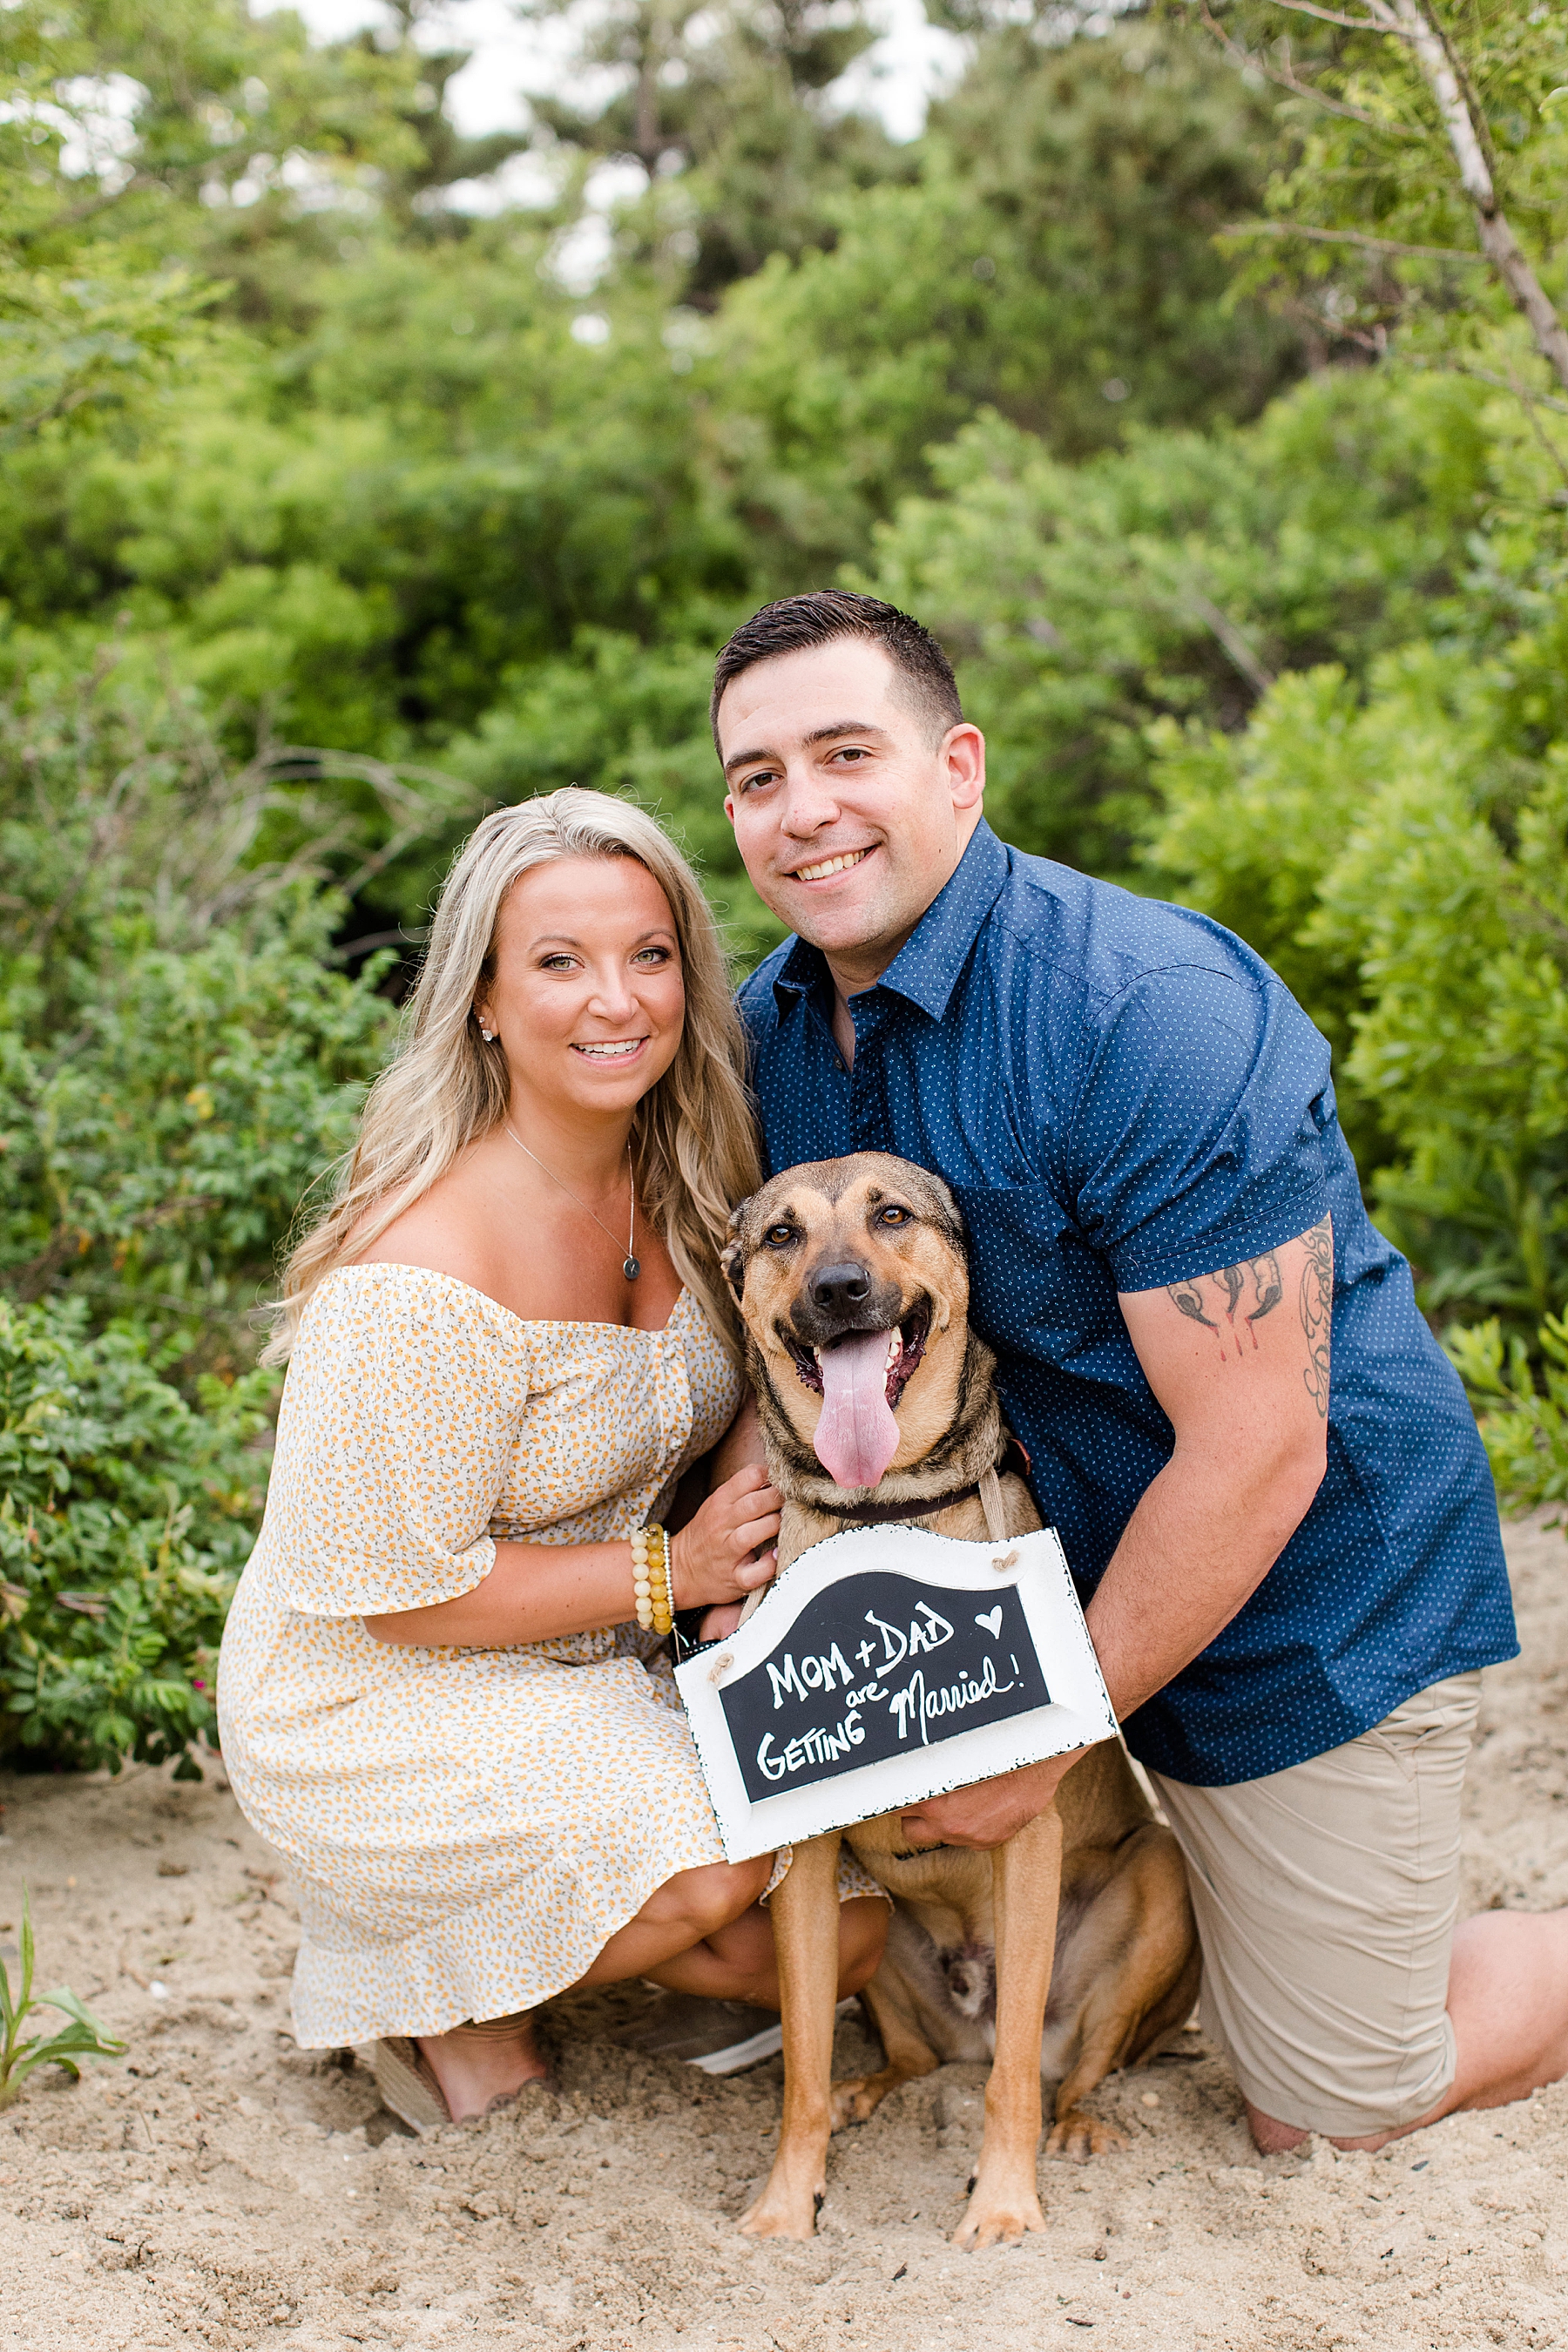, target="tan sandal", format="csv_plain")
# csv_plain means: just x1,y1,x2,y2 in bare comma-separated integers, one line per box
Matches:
372,2036,451,2134
372,2014,548,2135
